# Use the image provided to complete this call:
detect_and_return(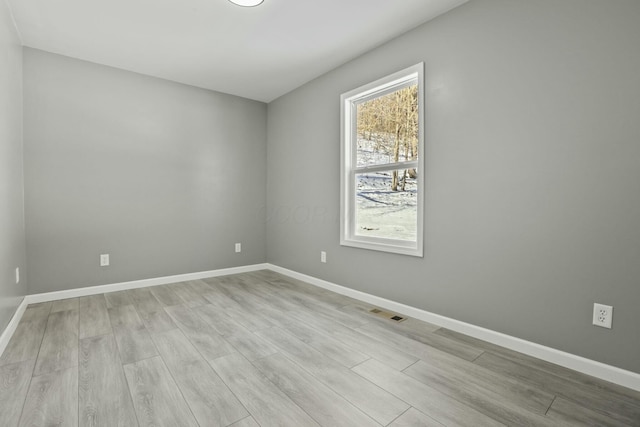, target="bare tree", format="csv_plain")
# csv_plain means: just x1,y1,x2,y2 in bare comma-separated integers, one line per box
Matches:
356,84,418,192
